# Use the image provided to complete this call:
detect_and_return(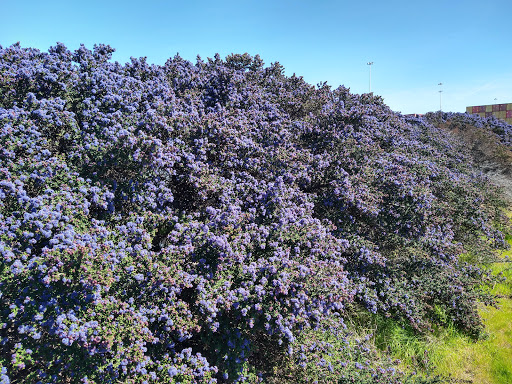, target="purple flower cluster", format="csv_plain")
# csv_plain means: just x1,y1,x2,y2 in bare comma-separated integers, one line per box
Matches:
0,43,508,383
